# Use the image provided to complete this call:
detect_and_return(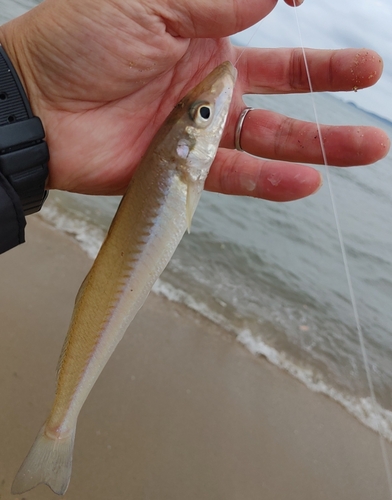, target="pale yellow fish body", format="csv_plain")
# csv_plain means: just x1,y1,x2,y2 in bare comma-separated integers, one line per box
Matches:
12,61,236,495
